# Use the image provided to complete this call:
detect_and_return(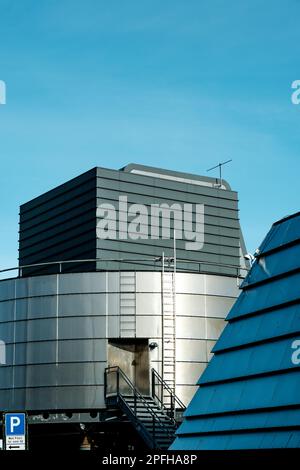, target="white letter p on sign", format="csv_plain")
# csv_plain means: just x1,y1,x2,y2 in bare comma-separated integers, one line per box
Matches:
10,417,20,433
